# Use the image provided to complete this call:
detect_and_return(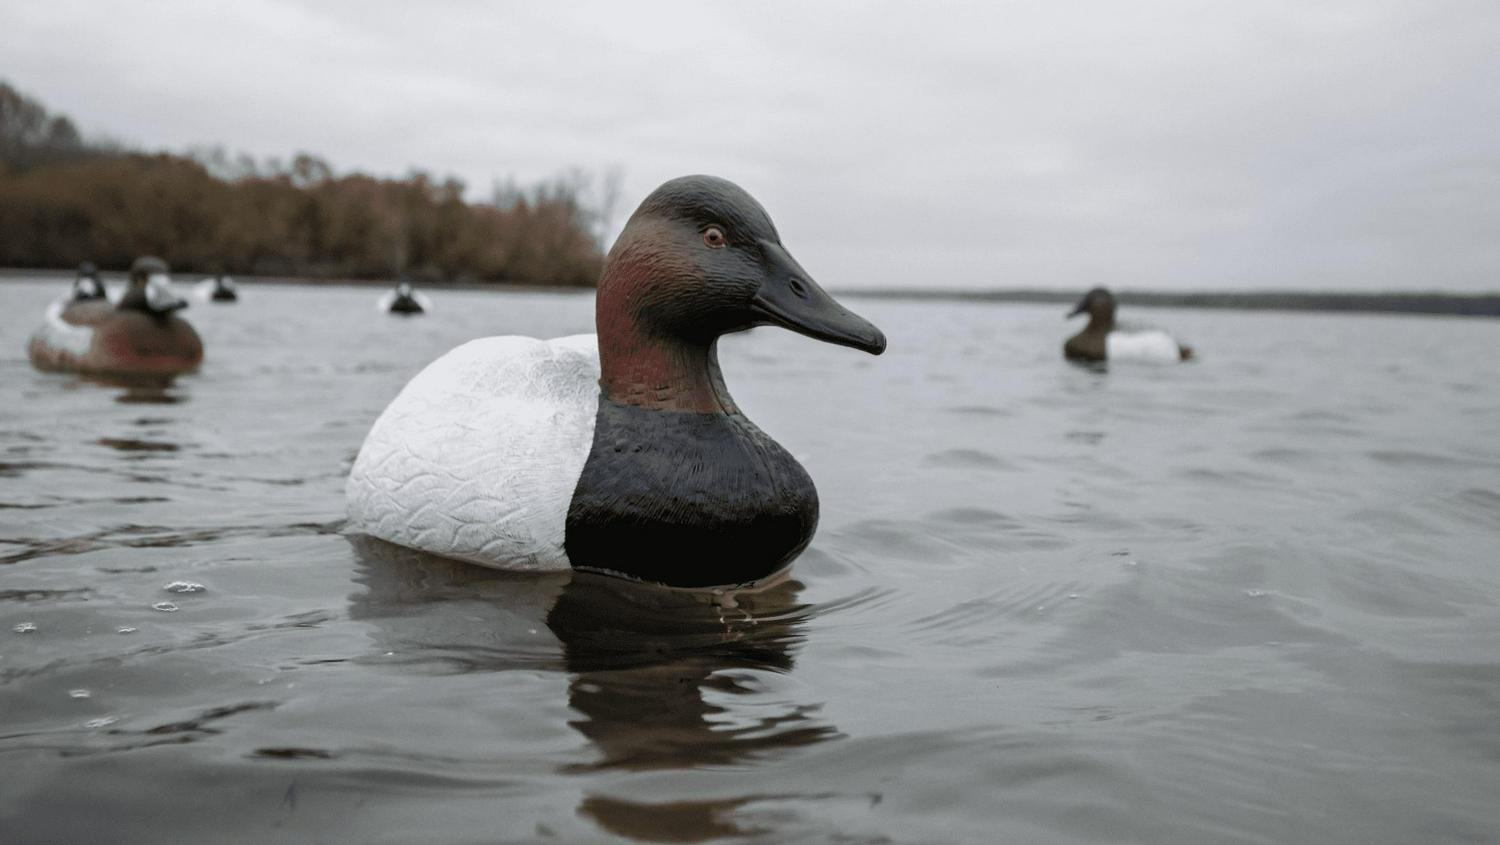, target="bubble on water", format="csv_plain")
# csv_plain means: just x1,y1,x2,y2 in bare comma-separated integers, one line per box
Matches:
13,622,37,634
1244,589,1268,598
152,602,179,613
84,716,117,729
163,581,206,594
69,689,92,699
116,626,138,634
1068,593,1080,599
